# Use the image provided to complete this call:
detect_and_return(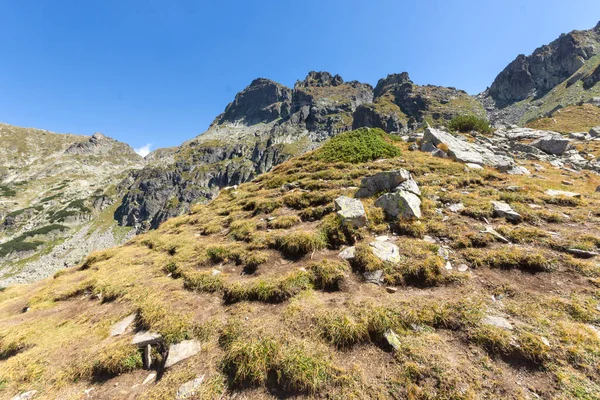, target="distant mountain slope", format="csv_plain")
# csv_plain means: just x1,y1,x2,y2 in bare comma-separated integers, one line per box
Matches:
115,71,483,232
0,124,144,286
482,22,600,125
